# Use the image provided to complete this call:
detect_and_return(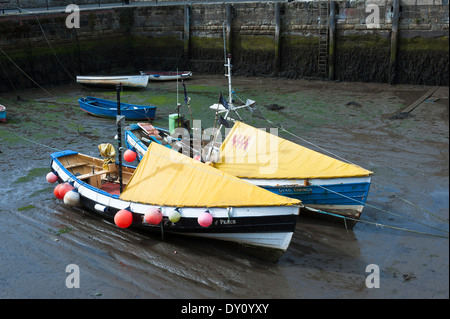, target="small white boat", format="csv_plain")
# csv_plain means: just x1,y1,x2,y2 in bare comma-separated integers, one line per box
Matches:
76,75,149,89
140,71,192,81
